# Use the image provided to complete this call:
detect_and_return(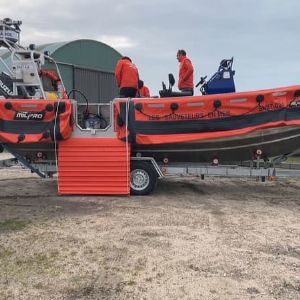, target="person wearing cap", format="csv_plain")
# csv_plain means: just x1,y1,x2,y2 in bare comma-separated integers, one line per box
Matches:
115,56,139,98
138,80,150,97
176,49,194,96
